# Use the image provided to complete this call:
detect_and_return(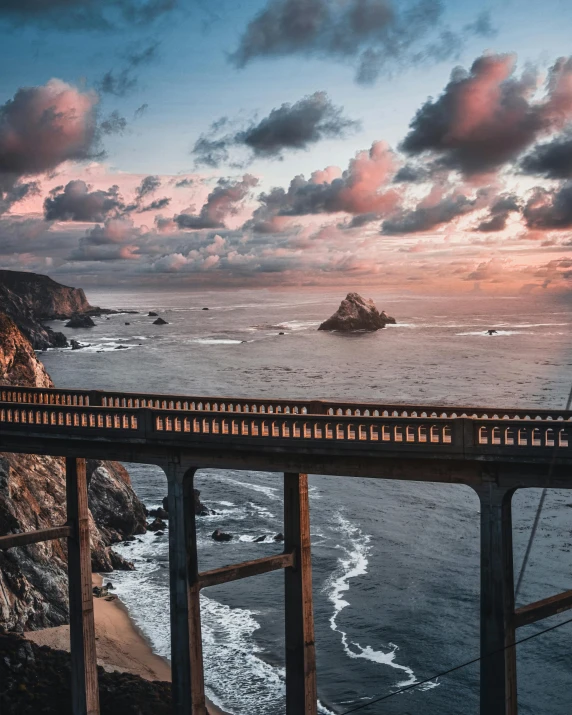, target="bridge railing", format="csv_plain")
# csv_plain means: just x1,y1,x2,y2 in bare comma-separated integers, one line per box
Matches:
2,385,572,422
1,400,571,457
